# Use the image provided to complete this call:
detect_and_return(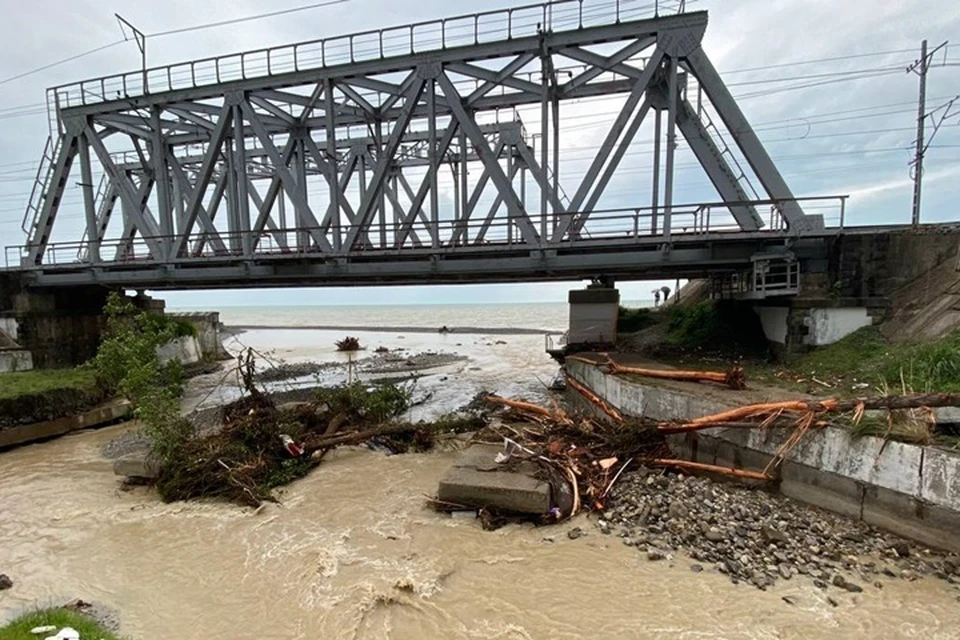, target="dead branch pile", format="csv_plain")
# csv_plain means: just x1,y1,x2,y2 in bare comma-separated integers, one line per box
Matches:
335,336,362,351
480,377,960,519
154,349,477,507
